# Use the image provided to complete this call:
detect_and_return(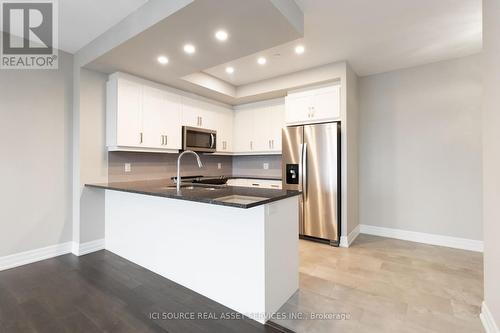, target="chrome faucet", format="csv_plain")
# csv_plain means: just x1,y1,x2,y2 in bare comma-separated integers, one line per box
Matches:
176,150,204,193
